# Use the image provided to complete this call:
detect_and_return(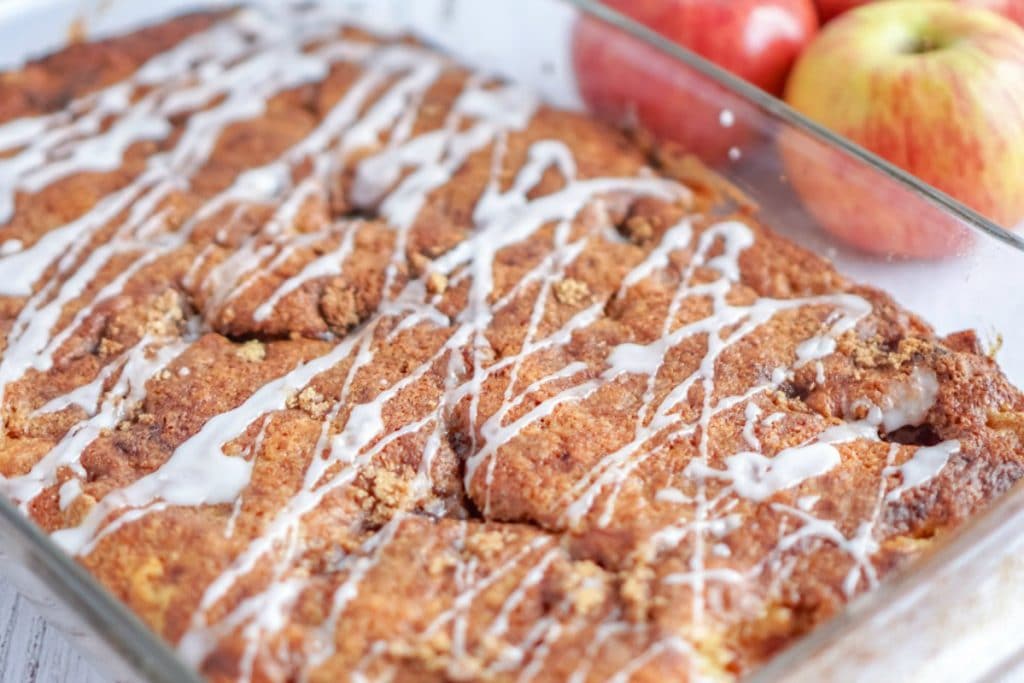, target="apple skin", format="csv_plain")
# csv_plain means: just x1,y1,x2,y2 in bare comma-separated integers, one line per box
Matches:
572,15,751,164
573,0,817,165
783,1,1024,257
980,0,1024,24
816,0,1024,25
815,0,871,21
579,0,818,96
